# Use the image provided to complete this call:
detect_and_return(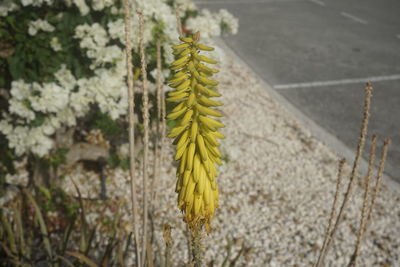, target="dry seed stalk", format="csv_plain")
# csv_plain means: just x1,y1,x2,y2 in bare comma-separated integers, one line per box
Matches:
122,0,141,265
137,10,150,267
366,138,390,225
167,32,224,230
348,135,377,267
315,158,345,267
316,82,372,267
152,38,165,206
